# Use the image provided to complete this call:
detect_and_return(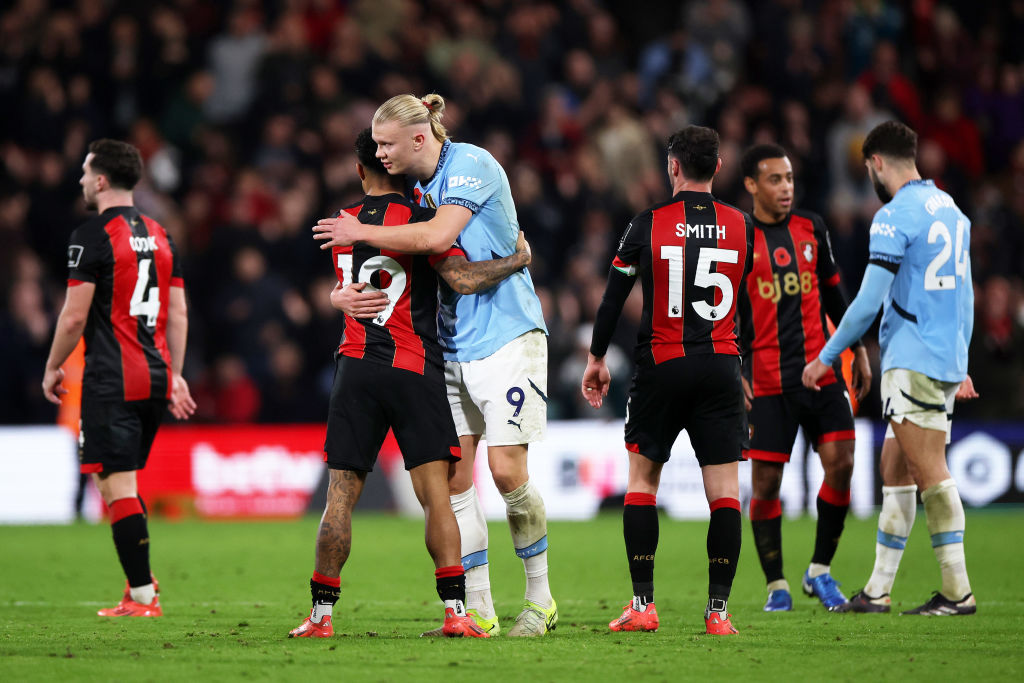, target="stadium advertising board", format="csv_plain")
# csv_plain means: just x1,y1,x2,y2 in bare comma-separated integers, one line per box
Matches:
137,425,328,518
3,421,1024,523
